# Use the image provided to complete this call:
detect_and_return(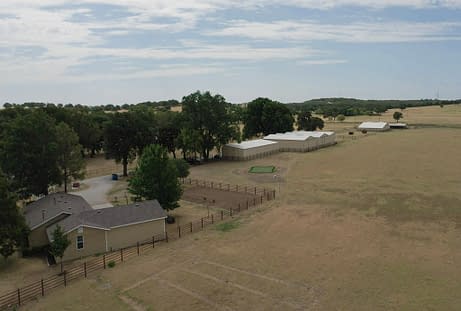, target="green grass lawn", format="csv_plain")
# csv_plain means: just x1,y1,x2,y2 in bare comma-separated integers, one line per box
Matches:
248,166,276,173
